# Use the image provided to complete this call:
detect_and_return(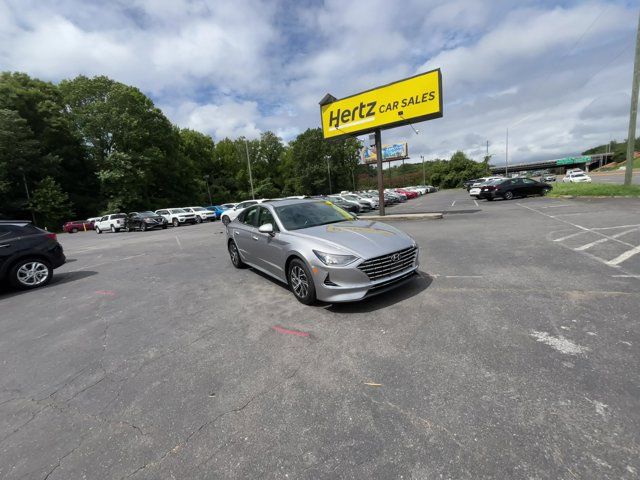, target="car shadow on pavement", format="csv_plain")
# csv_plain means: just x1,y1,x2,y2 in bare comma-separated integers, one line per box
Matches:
0,270,98,300
325,271,433,314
